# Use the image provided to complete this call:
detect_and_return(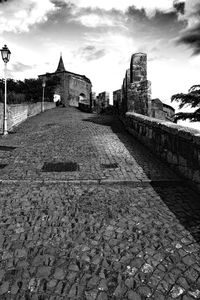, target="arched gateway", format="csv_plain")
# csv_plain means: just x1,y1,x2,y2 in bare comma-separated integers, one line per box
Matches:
38,55,92,107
